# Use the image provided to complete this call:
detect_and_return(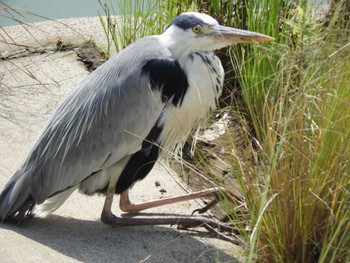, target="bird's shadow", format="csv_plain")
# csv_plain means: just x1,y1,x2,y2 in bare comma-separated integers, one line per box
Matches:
1,215,241,263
